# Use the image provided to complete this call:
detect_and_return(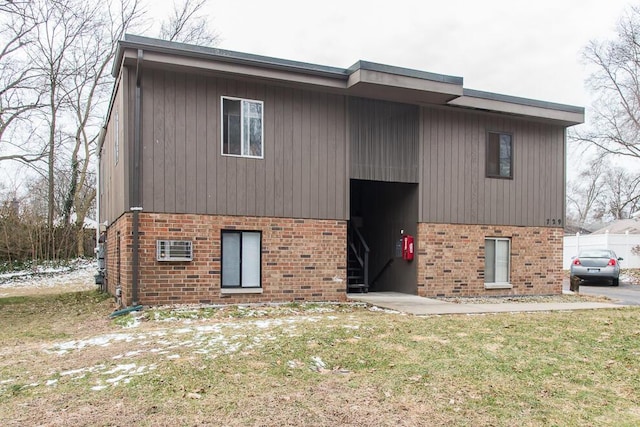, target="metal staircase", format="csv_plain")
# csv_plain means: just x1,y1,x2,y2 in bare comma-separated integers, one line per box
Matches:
347,221,369,293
